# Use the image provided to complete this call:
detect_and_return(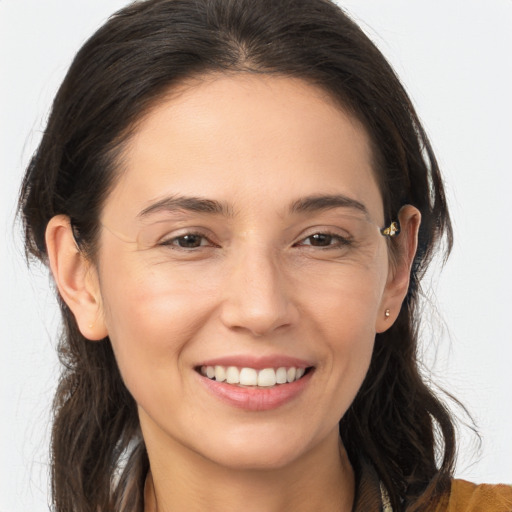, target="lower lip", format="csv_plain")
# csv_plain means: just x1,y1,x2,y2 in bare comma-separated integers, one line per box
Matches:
198,370,313,411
